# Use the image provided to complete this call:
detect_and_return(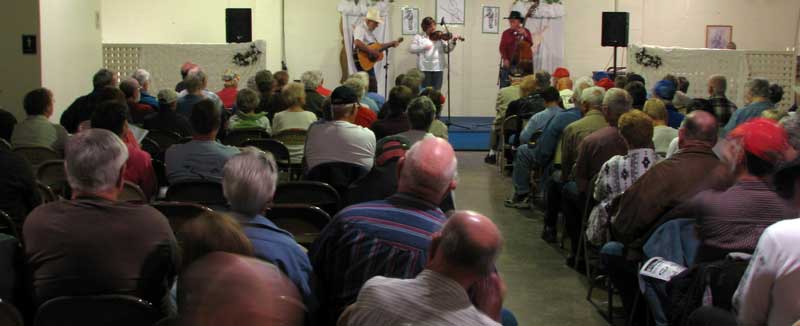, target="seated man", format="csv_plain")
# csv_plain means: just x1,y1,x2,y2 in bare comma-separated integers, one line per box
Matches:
690,118,795,263
342,77,378,128
132,69,159,111
91,101,157,198
485,71,529,164
176,68,224,118
505,71,550,119
178,252,305,326
723,78,774,136
652,79,684,129
166,99,240,184
339,211,505,326
309,137,458,325
143,89,193,137
11,88,69,156
60,68,119,133
304,86,376,172
643,99,678,157
120,78,154,125
23,128,177,306
222,149,316,313
0,146,40,230
395,97,437,146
